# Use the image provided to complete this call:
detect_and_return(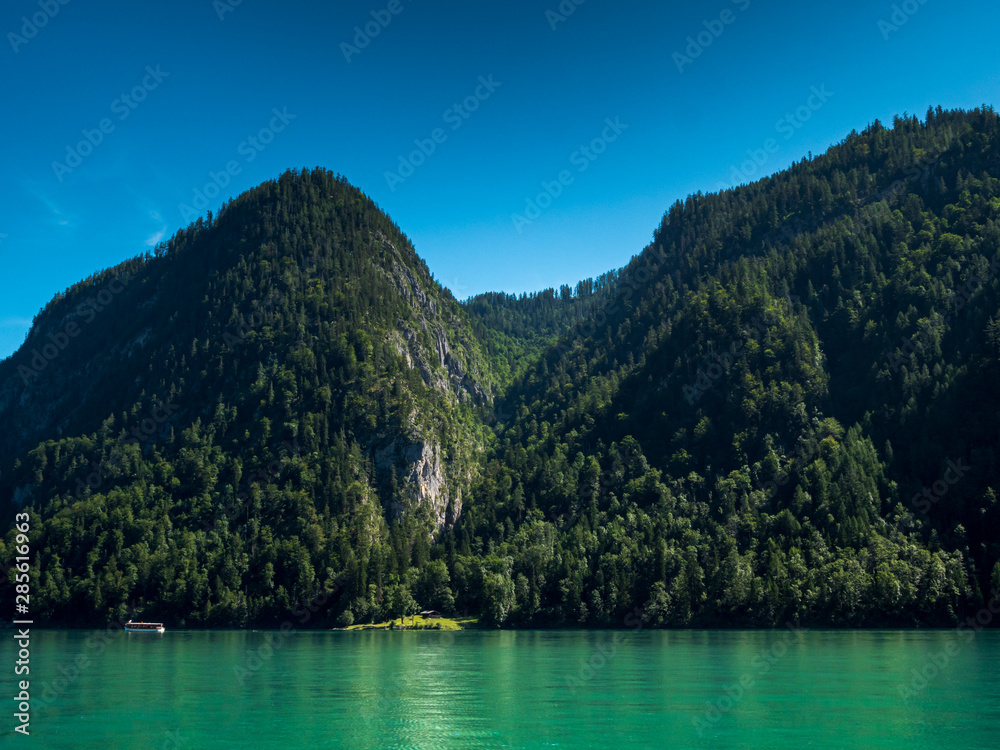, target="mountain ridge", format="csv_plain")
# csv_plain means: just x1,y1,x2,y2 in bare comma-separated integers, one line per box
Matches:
3,106,1000,628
